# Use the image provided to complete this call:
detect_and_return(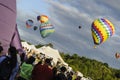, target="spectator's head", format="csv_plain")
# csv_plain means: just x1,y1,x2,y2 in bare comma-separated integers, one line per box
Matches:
8,46,17,68
60,66,67,73
8,46,17,56
52,67,57,75
45,58,52,66
20,53,26,62
26,56,35,64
